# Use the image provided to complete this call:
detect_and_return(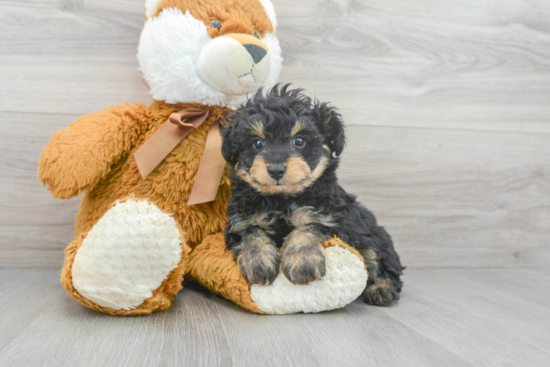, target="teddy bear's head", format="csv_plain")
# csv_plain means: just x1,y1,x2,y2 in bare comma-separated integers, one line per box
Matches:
138,0,282,108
